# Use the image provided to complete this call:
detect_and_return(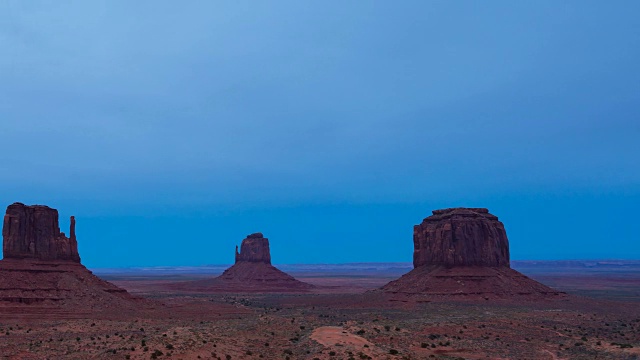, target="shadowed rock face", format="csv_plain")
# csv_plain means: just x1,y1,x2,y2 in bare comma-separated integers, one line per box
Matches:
413,207,509,268
382,207,562,299
2,203,80,262
0,203,145,313
235,233,271,264
177,233,313,293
